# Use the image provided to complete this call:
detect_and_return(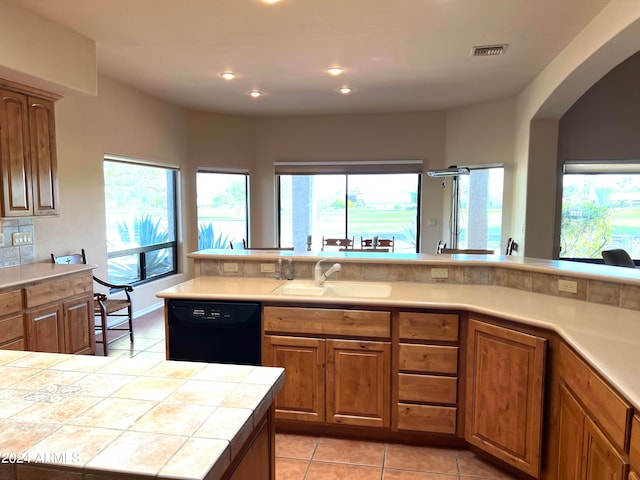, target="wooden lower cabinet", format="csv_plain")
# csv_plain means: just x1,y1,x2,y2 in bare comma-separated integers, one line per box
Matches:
630,416,640,480
326,339,390,428
0,289,25,350
583,416,628,480
262,335,325,423
263,334,391,428
61,294,95,354
227,412,273,480
465,318,547,478
557,383,628,480
553,343,631,480
394,311,460,435
26,304,64,353
23,272,95,355
262,305,392,430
